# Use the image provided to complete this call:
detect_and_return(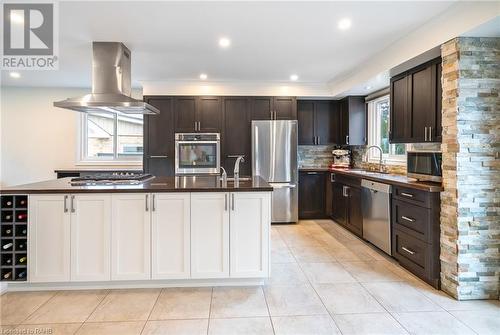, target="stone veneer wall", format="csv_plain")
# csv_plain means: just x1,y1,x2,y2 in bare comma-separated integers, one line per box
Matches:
440,37,499,300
